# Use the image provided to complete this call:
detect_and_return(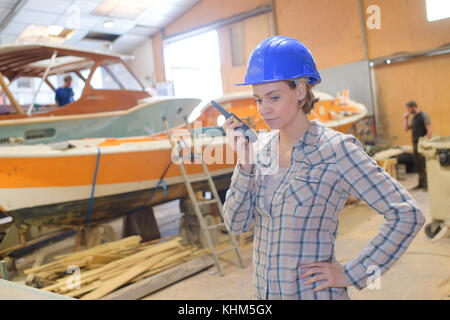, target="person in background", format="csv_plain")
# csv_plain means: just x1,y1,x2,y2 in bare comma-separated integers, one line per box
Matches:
55,75,74,107
403,101,432,191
